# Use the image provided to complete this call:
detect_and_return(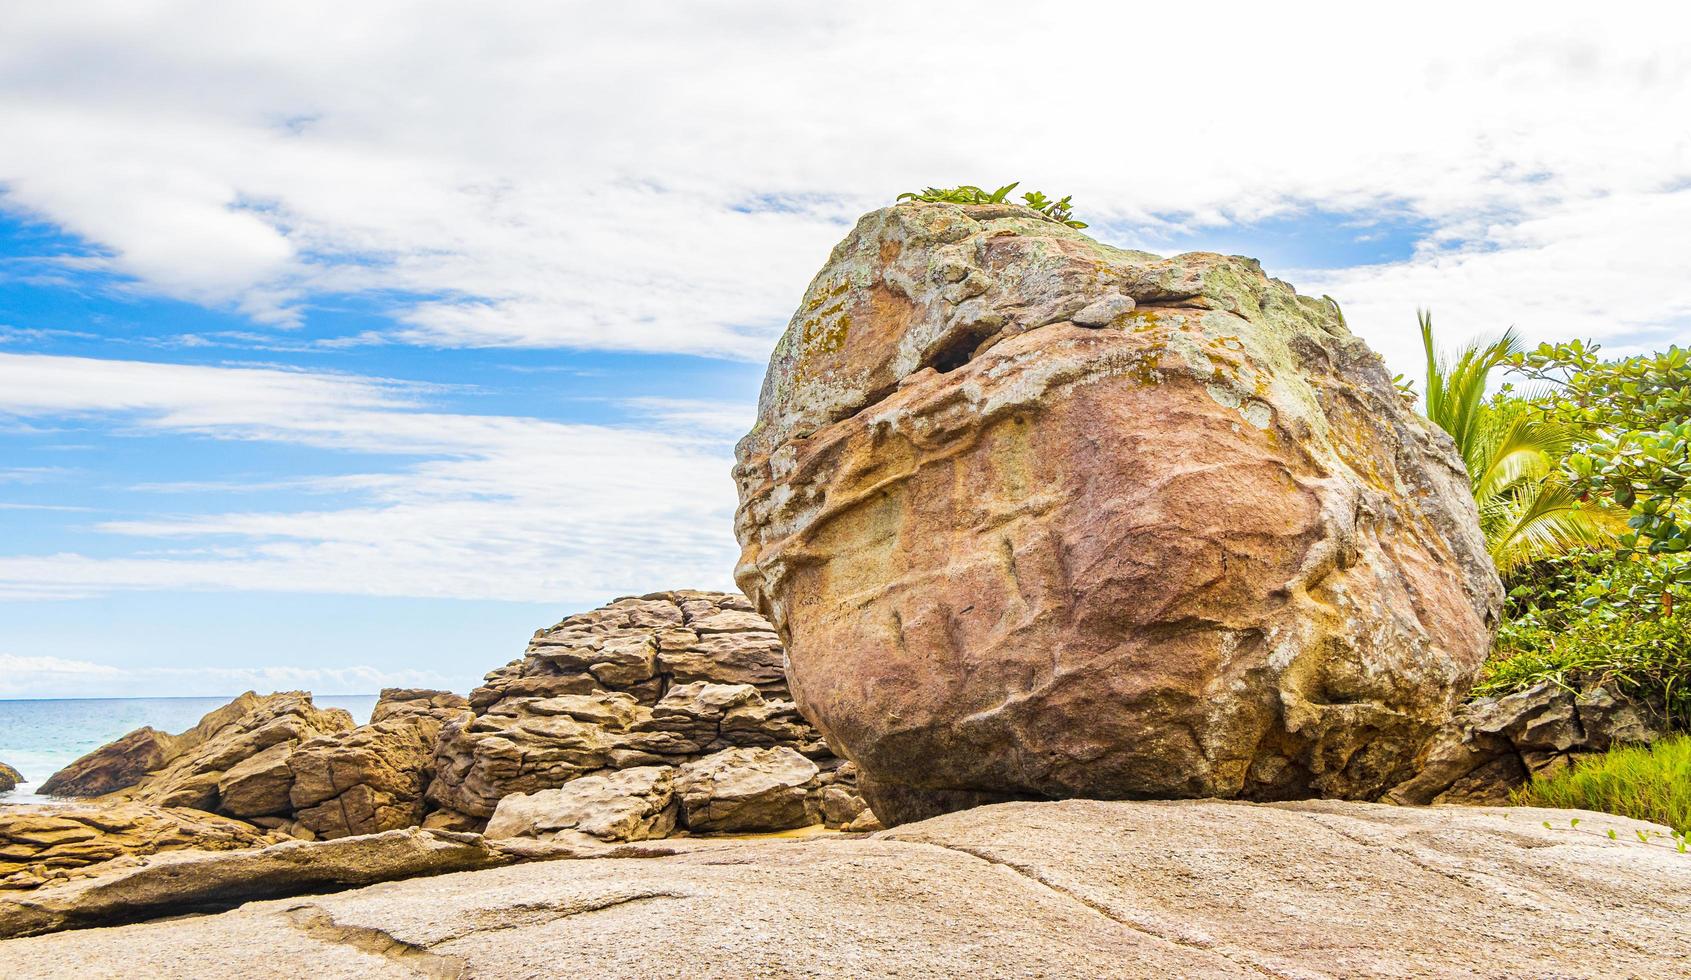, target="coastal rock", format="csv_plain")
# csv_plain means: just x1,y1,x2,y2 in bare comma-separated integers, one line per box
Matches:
485,766,678,843
0,802,280,891
733,202,1503,823
4,799,1686,976
0,764,19,794
0,827,512,939
36,729,174,798
40,692,356,812
1385,683,1666,805
676,746,819,833
427,591,870,833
